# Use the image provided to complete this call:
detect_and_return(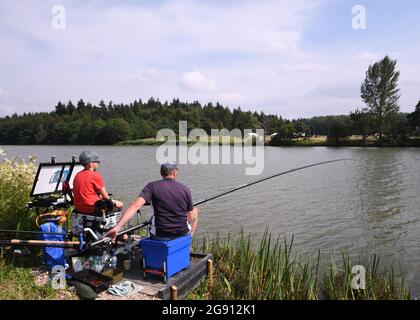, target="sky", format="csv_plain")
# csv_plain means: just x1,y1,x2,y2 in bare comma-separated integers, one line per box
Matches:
0,0,419,119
